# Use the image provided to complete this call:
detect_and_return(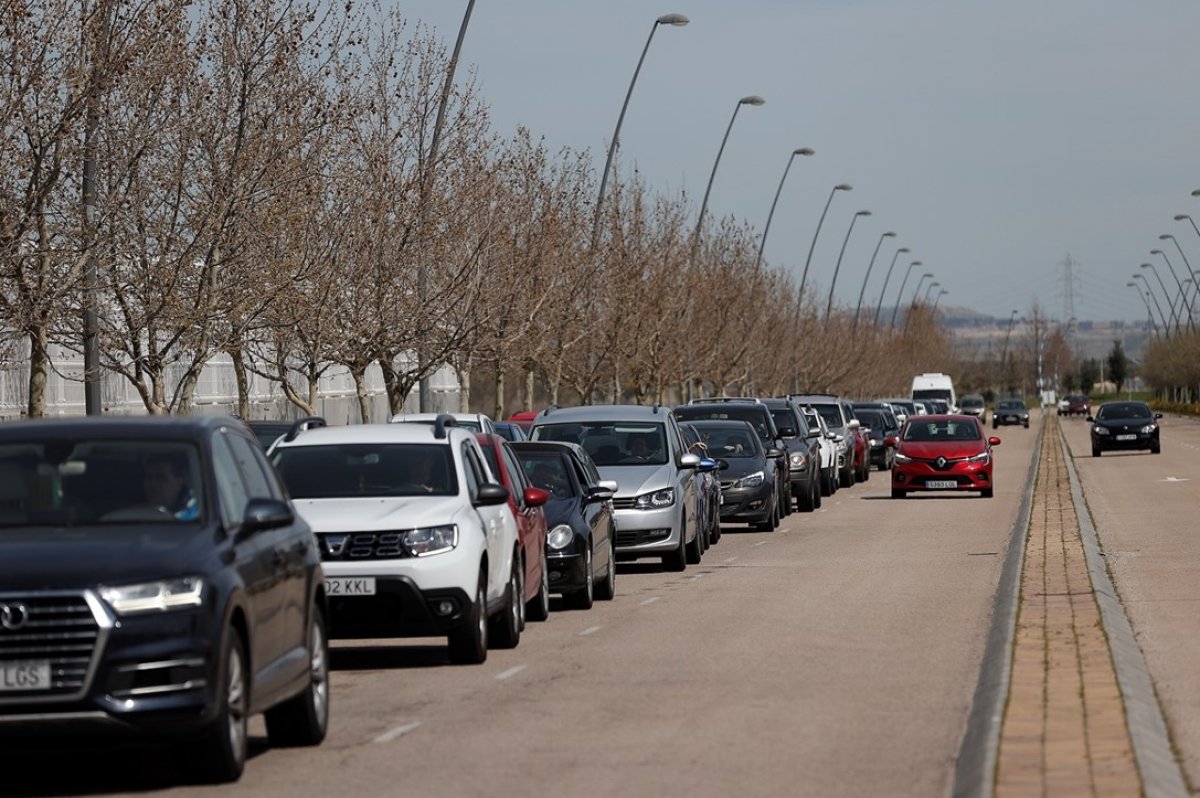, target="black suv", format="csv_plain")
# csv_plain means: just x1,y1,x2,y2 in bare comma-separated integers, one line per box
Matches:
0,417,327,783
673,399,791,521
760,397,822,512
